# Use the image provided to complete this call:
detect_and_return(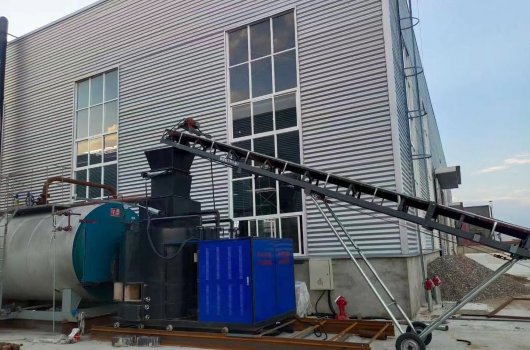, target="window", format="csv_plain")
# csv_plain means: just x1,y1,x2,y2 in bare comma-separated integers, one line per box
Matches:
74,69,118,199
227,11,304,254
